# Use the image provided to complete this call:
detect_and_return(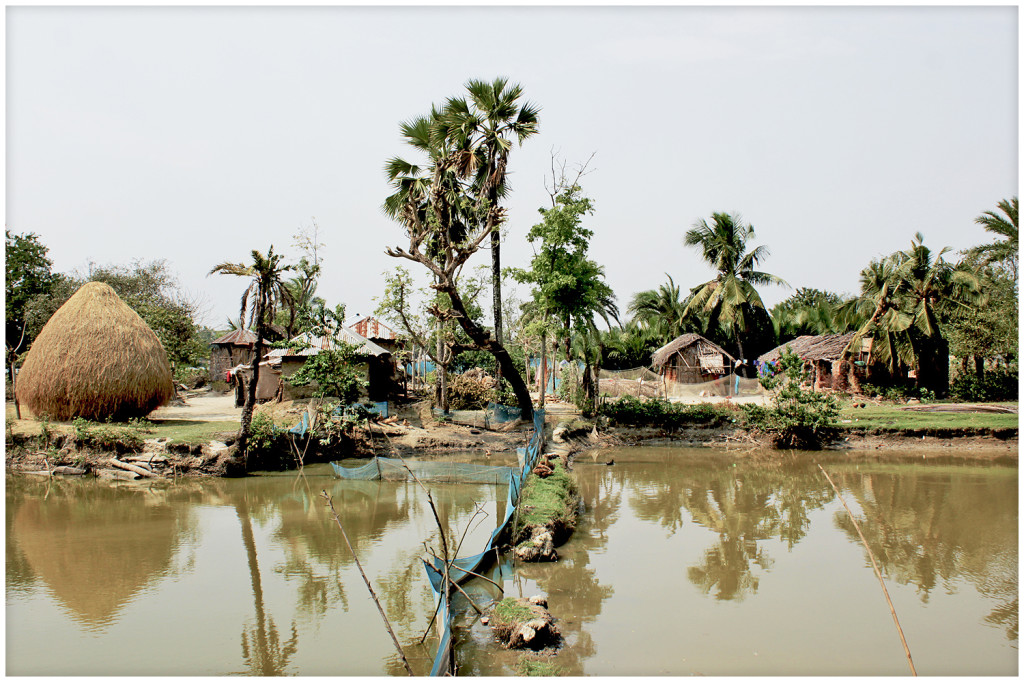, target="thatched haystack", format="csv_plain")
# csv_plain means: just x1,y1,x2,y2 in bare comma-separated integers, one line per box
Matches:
17,281,175,421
